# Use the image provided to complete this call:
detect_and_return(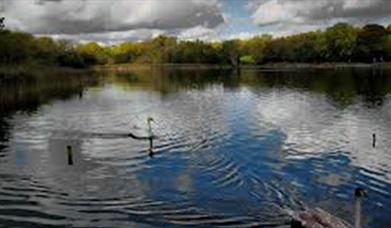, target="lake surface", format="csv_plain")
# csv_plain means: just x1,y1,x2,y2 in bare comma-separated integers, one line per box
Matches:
0,67,390,227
